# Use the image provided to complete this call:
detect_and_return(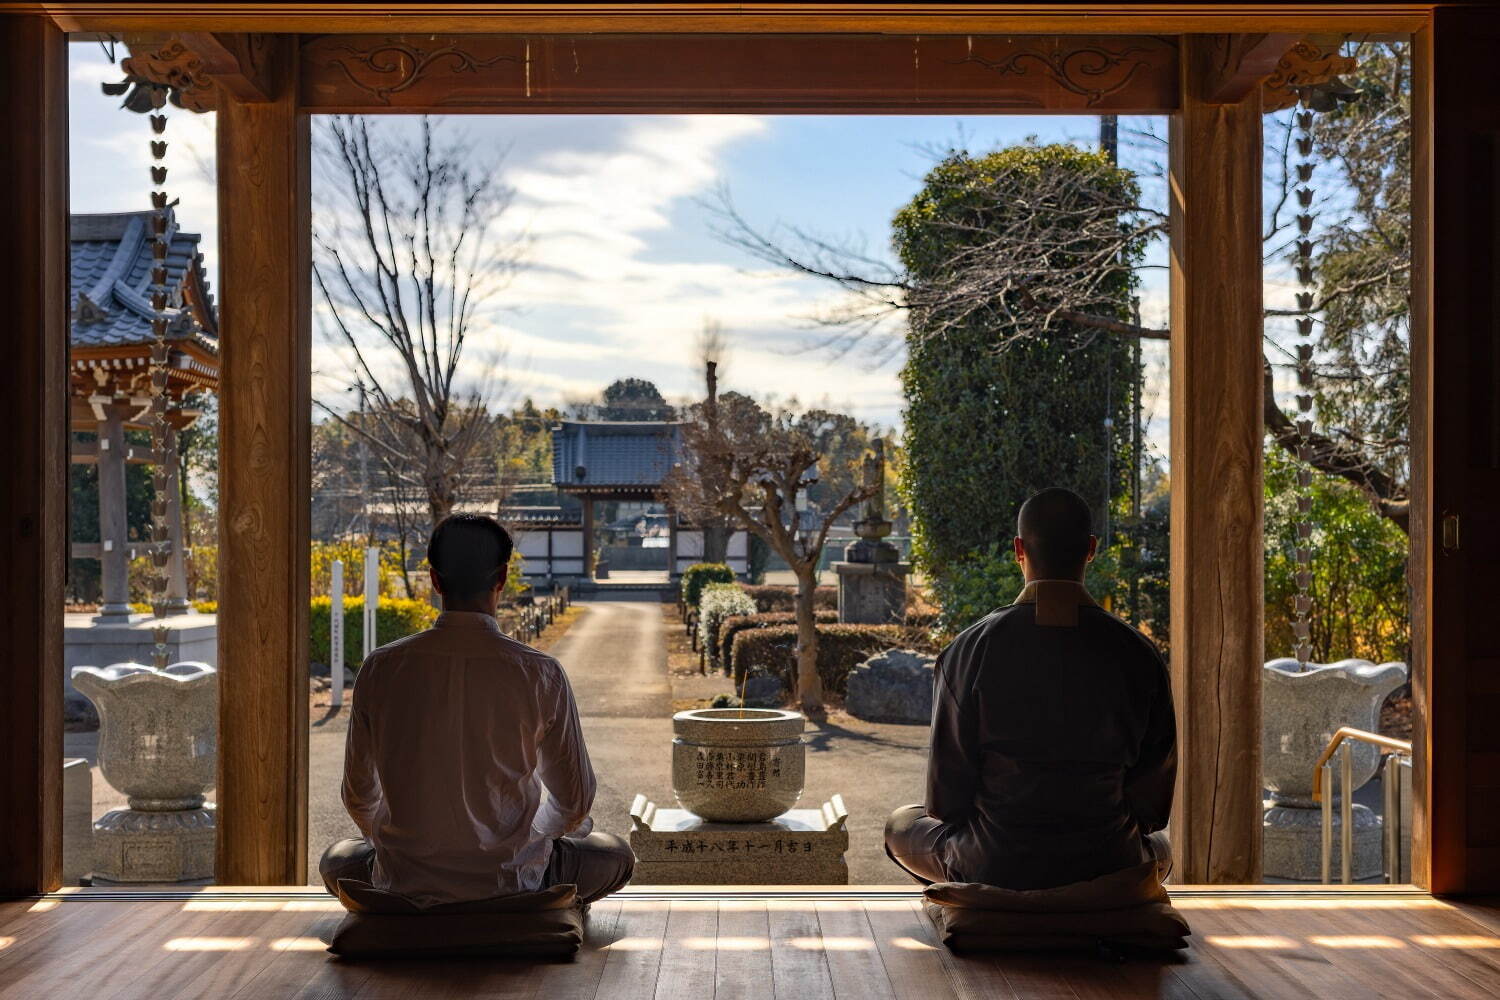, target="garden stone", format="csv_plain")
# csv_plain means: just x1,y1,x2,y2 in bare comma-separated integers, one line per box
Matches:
742,674,785,708
845,648,935,724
